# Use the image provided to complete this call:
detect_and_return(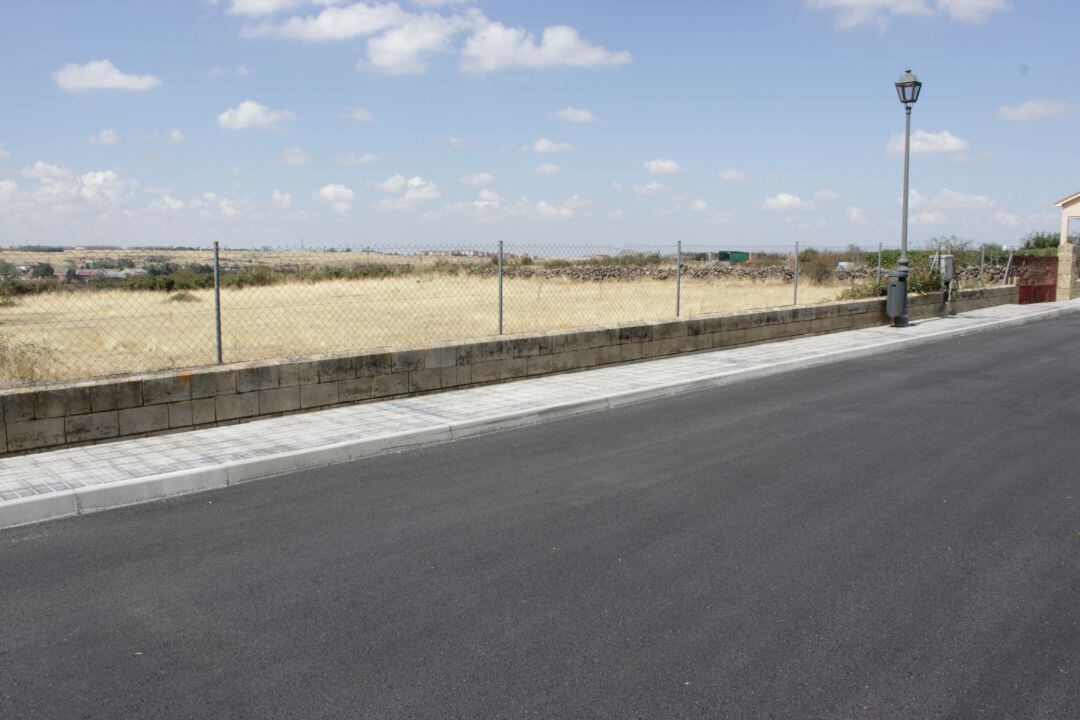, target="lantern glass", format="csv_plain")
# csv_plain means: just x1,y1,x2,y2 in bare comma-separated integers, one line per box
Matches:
895,69,922,105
